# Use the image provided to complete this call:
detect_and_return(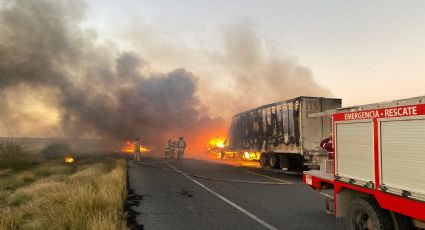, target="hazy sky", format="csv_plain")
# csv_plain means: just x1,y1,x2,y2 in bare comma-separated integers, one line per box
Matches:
1,0,424,139
86,0,425,109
